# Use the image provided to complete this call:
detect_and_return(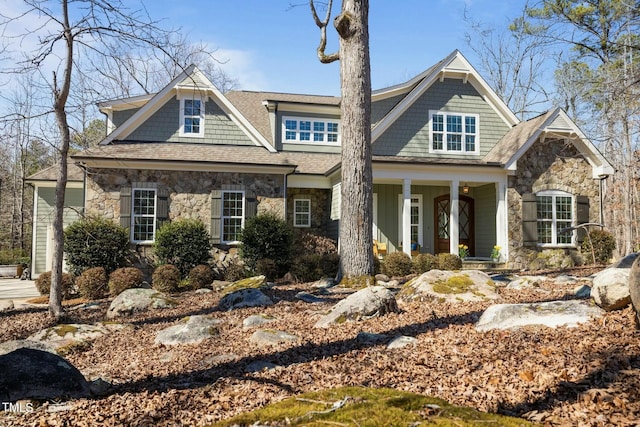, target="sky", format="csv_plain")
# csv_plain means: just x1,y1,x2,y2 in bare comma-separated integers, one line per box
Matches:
145,0,530,96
